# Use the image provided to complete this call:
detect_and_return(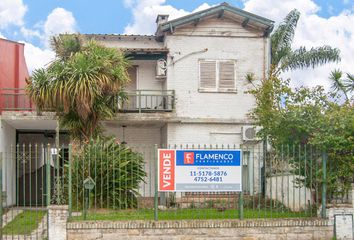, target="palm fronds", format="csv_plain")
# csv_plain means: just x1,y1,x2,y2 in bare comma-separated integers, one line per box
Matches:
270,9,340,75
26,34,130,140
